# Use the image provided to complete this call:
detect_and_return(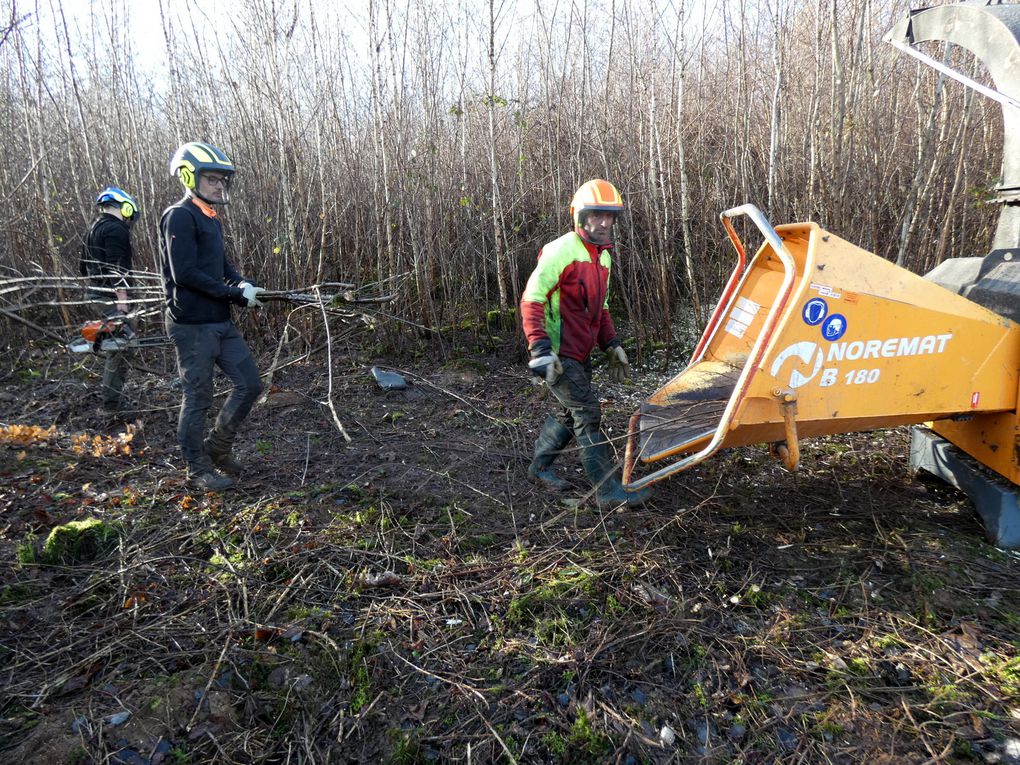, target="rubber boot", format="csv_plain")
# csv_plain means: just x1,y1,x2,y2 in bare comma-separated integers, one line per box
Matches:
204,431,244,477
188,468,235,491
578,432,652,508
528,416,574,491
187,450,235,490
